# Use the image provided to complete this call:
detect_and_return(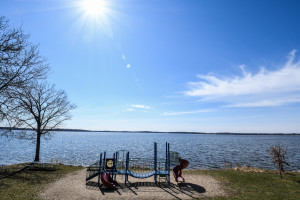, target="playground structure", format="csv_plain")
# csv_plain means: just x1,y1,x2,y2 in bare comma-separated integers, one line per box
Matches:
86,142,182,188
